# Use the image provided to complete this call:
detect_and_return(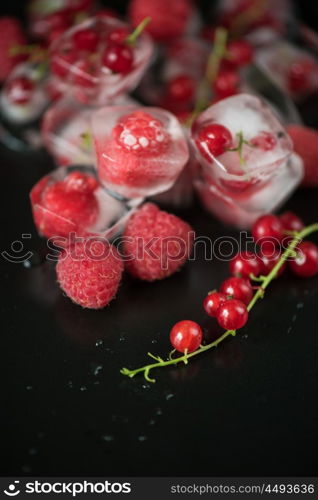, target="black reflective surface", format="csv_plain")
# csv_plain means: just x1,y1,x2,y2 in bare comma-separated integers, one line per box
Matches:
1,0,318,480
1,140,318,476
